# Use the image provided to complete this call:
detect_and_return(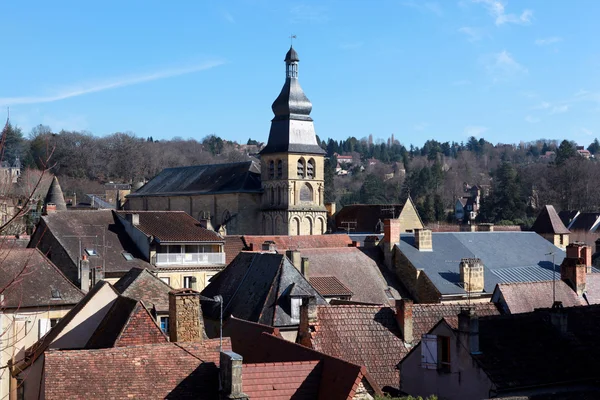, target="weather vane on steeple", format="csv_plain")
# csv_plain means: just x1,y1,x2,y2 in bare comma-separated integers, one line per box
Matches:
289,34,297,46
